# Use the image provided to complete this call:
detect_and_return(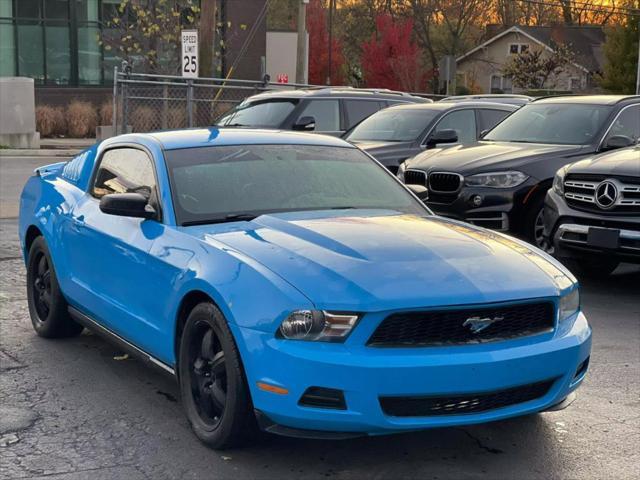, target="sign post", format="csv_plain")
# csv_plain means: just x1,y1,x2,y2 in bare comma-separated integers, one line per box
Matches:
181,30,199,78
